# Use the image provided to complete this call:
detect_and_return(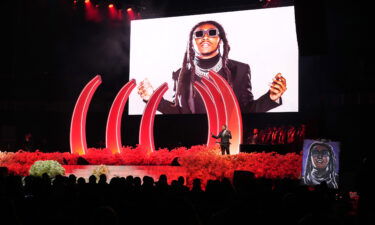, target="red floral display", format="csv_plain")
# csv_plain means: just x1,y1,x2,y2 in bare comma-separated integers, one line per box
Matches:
1,146,302,182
